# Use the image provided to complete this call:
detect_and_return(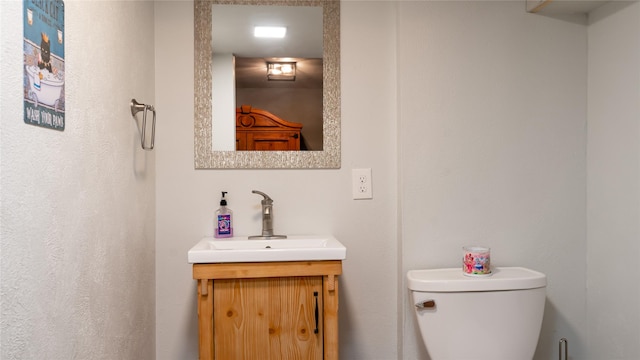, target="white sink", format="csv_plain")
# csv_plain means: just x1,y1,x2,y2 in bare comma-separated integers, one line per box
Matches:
188,235,347,263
